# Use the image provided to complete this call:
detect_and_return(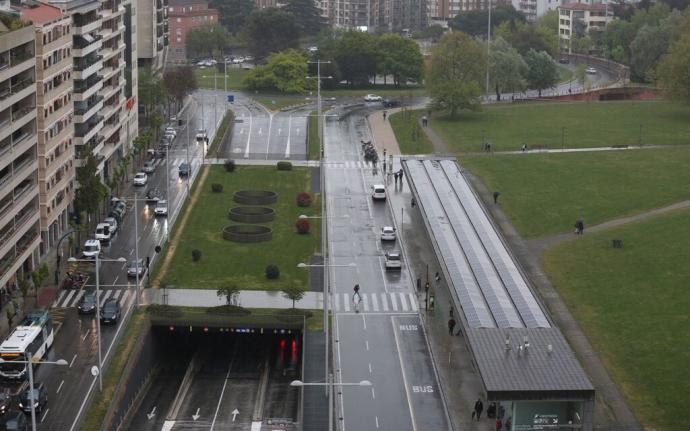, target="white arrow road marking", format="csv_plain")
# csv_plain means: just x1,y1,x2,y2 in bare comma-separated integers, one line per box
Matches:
192,407,200,421
264,114,274,158
244,112,253,159
232,409,239,422
284,116,292,159
147,406,157,420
